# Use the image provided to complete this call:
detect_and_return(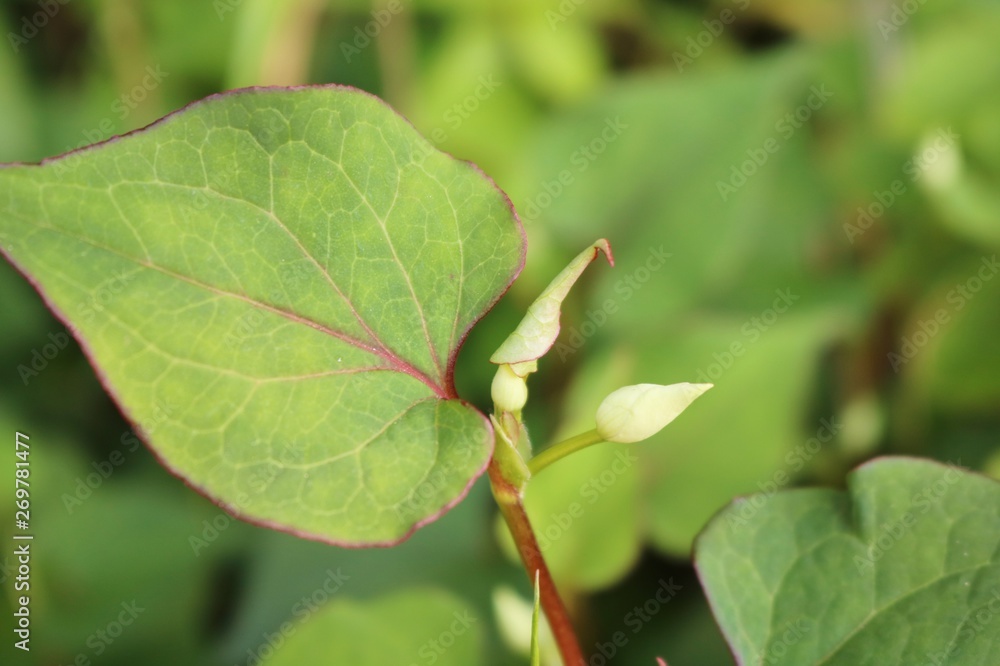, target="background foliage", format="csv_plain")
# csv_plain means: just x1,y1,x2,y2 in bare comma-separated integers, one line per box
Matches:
1,0,998,664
